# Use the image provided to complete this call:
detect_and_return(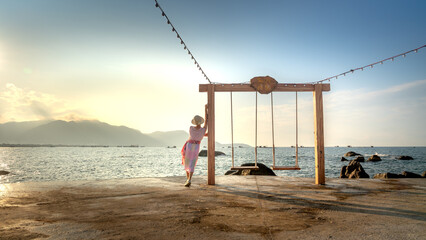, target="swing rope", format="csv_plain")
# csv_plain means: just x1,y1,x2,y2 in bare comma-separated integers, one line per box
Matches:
230,90,301,170
271,92,301,170
271,92,276,167
295,92,299,167
255,91,258,167
231,92,234,168
230,91,259,170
